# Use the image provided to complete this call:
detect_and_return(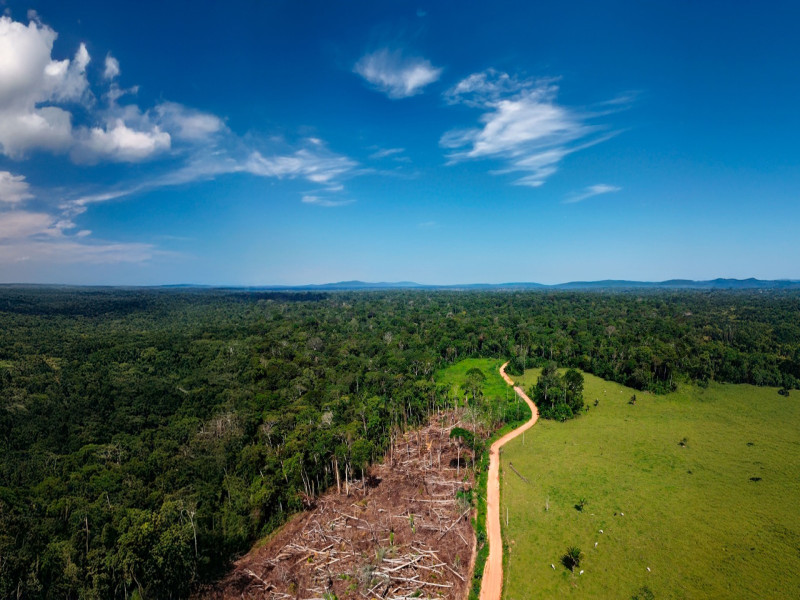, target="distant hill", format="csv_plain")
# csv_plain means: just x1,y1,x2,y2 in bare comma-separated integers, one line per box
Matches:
5,279,798,291
550,278,800,290
226,278,800,291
